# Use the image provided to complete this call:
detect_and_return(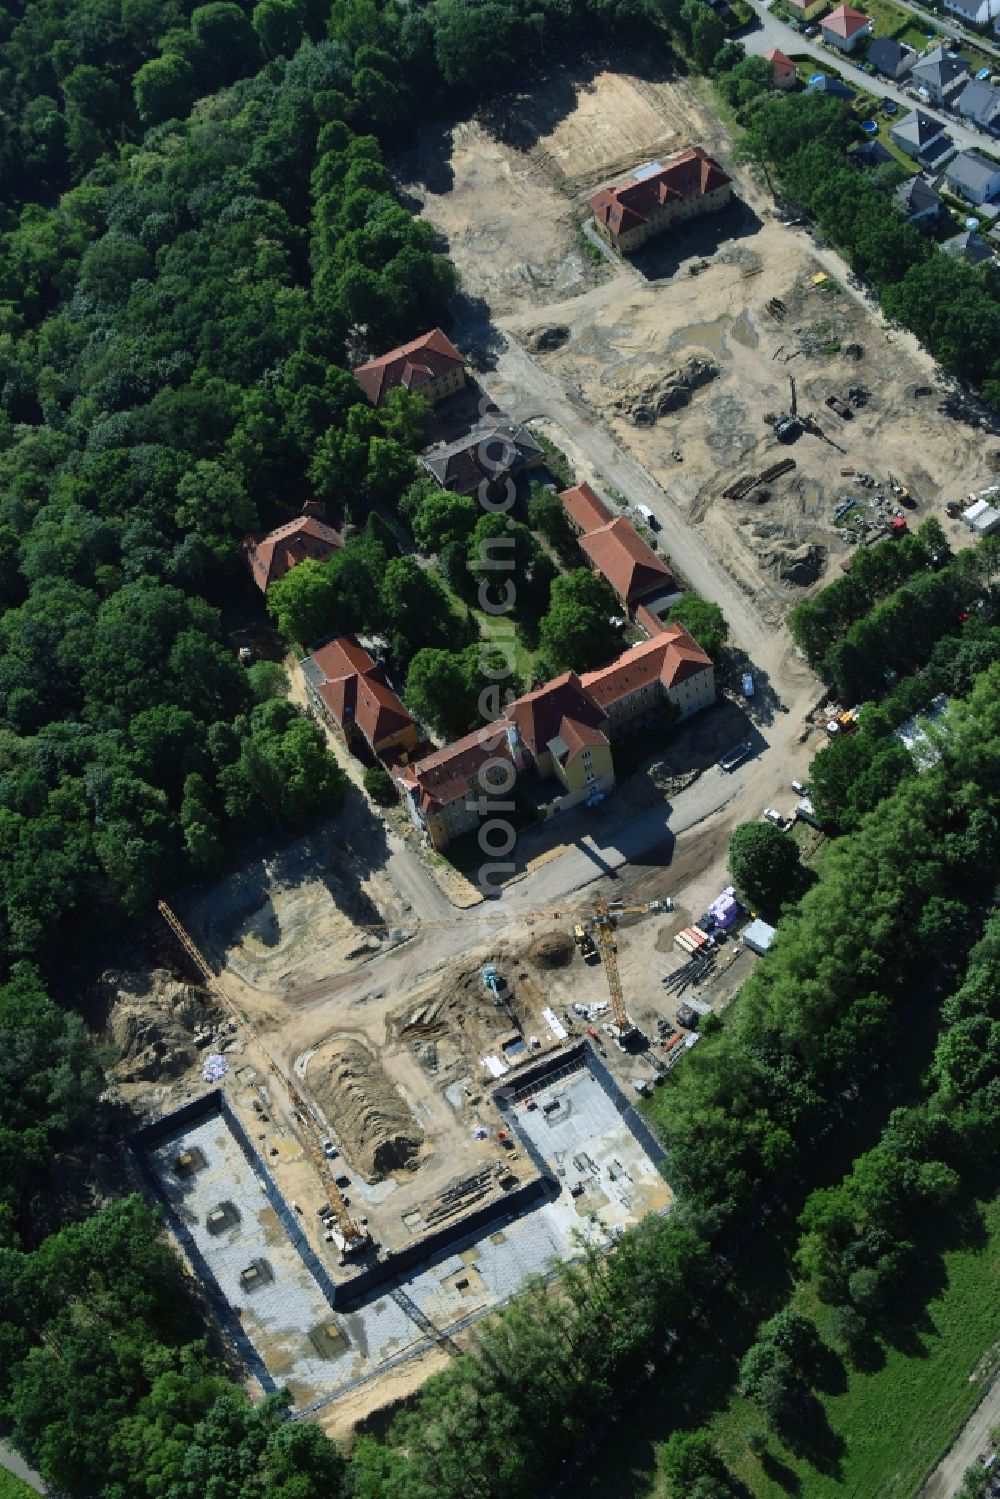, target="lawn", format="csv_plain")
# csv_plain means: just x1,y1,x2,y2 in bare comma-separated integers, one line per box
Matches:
0,1470,34,1499
861,0,939,44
